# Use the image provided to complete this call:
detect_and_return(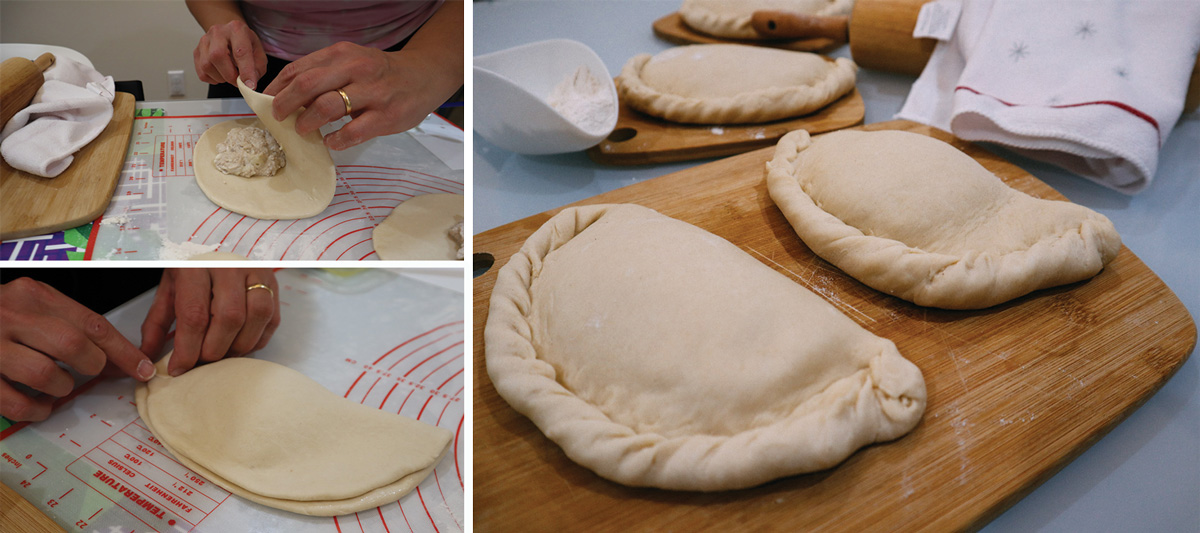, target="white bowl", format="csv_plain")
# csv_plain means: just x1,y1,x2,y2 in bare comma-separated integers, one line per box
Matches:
474,39,618,155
